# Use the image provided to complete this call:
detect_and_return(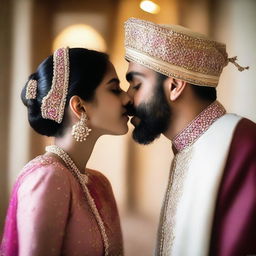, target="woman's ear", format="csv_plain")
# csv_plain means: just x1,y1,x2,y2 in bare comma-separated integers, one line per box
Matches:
166,78,187,101
69,95,87,119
